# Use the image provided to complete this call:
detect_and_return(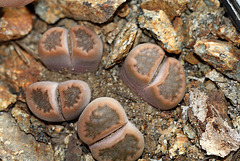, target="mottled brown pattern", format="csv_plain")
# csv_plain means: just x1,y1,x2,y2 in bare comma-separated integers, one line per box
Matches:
98,134,140,160
158,63,183,101
31,89,53,112
134,48,161,75
63,86,81,108
84,105,119,139
43,31,63,51
74,29,94,51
